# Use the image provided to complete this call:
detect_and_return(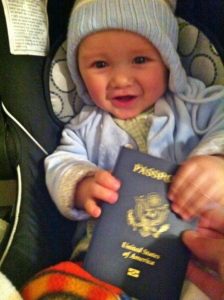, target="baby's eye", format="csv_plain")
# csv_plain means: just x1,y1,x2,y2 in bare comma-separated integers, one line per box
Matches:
93,61,108,68
133,56,149,64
